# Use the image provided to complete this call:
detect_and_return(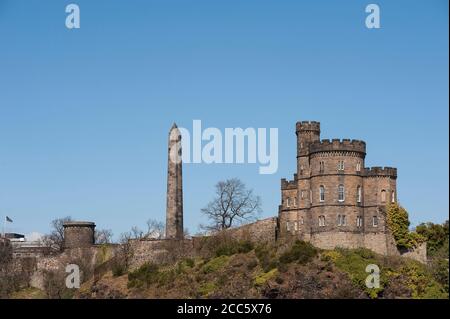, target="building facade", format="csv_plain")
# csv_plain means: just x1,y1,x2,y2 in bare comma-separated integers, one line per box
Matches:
279,121,399,255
